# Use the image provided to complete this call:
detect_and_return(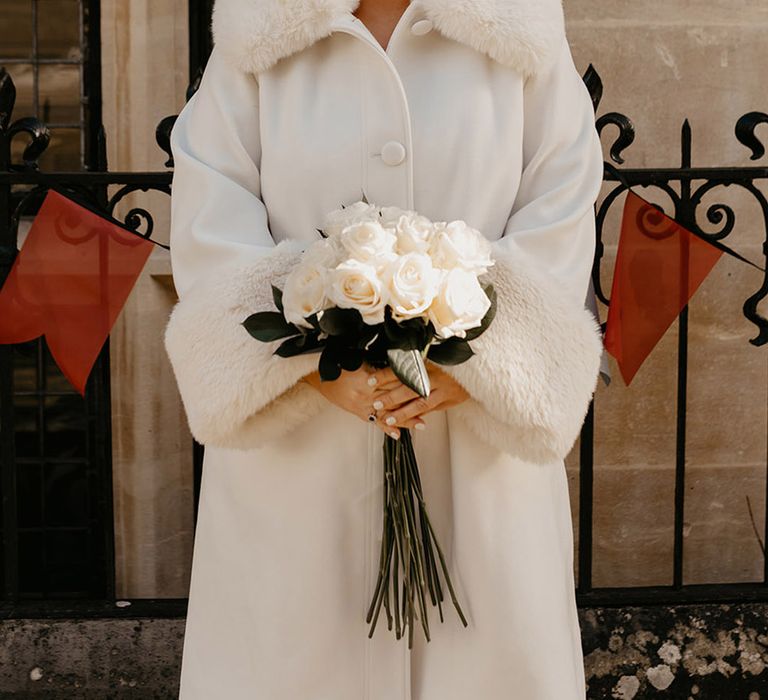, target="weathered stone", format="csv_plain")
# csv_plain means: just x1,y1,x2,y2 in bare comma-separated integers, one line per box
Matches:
0,618,185,698
582,604,768,699
101,0,196,599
